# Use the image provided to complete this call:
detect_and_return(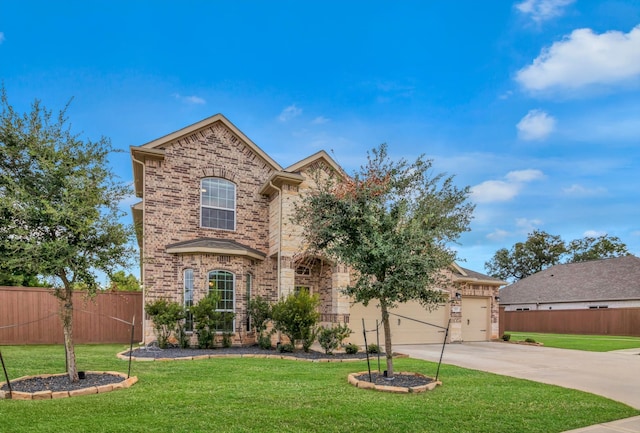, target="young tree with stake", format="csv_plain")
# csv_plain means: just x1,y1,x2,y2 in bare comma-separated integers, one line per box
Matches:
295,144,473,377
